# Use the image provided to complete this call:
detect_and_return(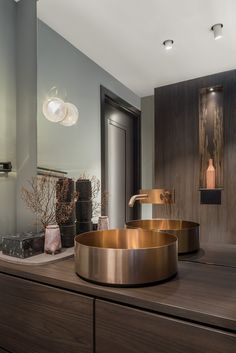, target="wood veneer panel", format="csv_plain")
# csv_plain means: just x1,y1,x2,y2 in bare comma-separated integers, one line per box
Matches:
0,273,93,353
154,69,236,244
96,300,236,353
0,258,235,331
